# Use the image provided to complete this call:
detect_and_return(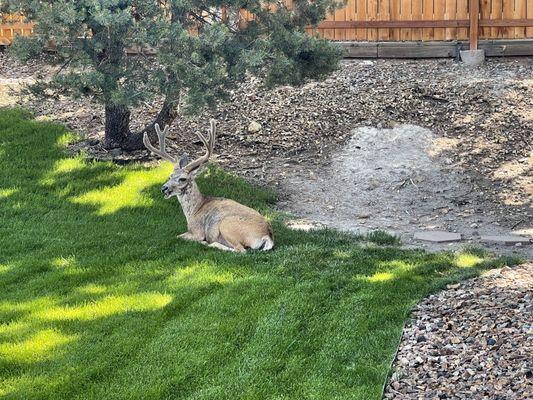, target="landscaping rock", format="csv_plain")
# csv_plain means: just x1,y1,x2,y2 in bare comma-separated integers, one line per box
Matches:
247,121,262,133
110,148,122,157
413,231,462,243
